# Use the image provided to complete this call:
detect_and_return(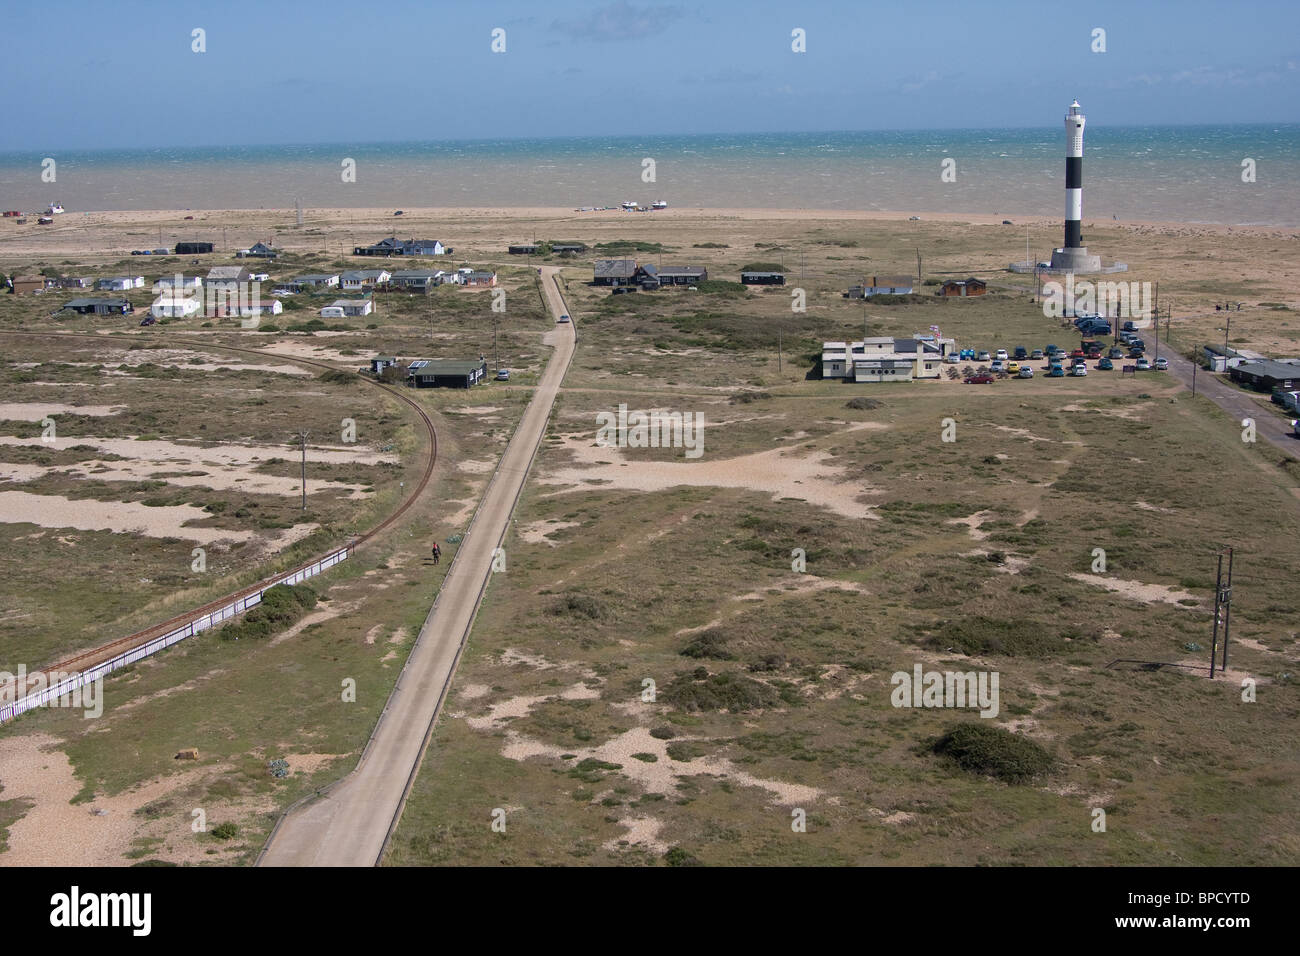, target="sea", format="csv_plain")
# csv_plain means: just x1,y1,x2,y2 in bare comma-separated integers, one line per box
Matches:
0,125,1296,226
